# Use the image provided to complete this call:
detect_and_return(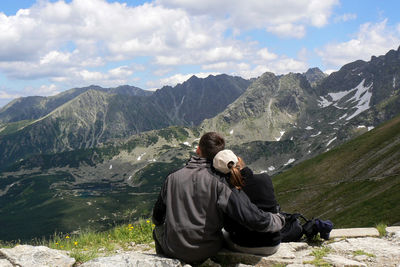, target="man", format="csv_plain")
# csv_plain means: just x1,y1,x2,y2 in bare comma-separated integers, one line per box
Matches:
152,132,285,264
